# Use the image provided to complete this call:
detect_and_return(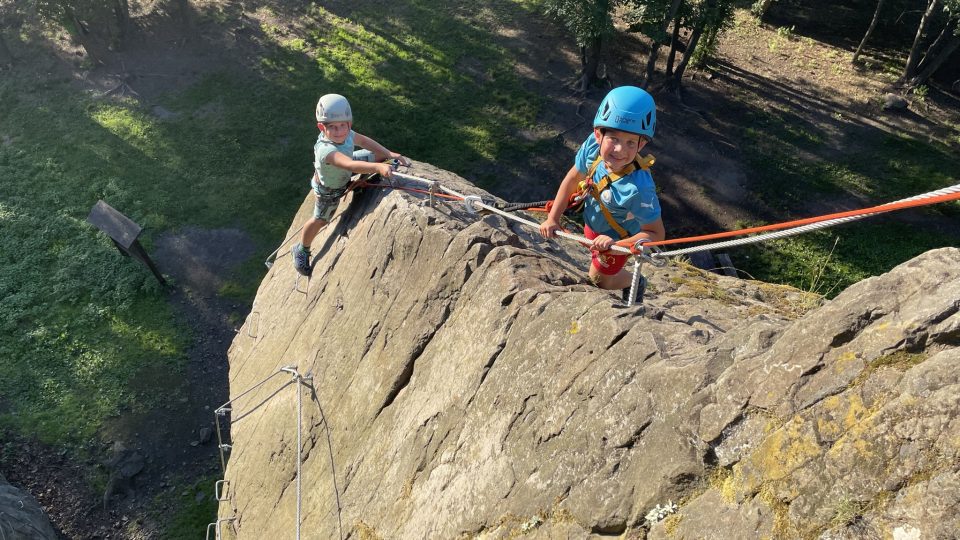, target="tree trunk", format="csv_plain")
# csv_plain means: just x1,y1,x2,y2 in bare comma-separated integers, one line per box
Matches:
915,17,957,75
909,34,960,87
902,0,941,81
673,18,706,86
752,0,776,18
666,20,682,77
112,0,130,49
578,37,602,92
0,33,12,66
65,6,101,63
643,0,684,87
174,0,192,28
852,0,886,64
